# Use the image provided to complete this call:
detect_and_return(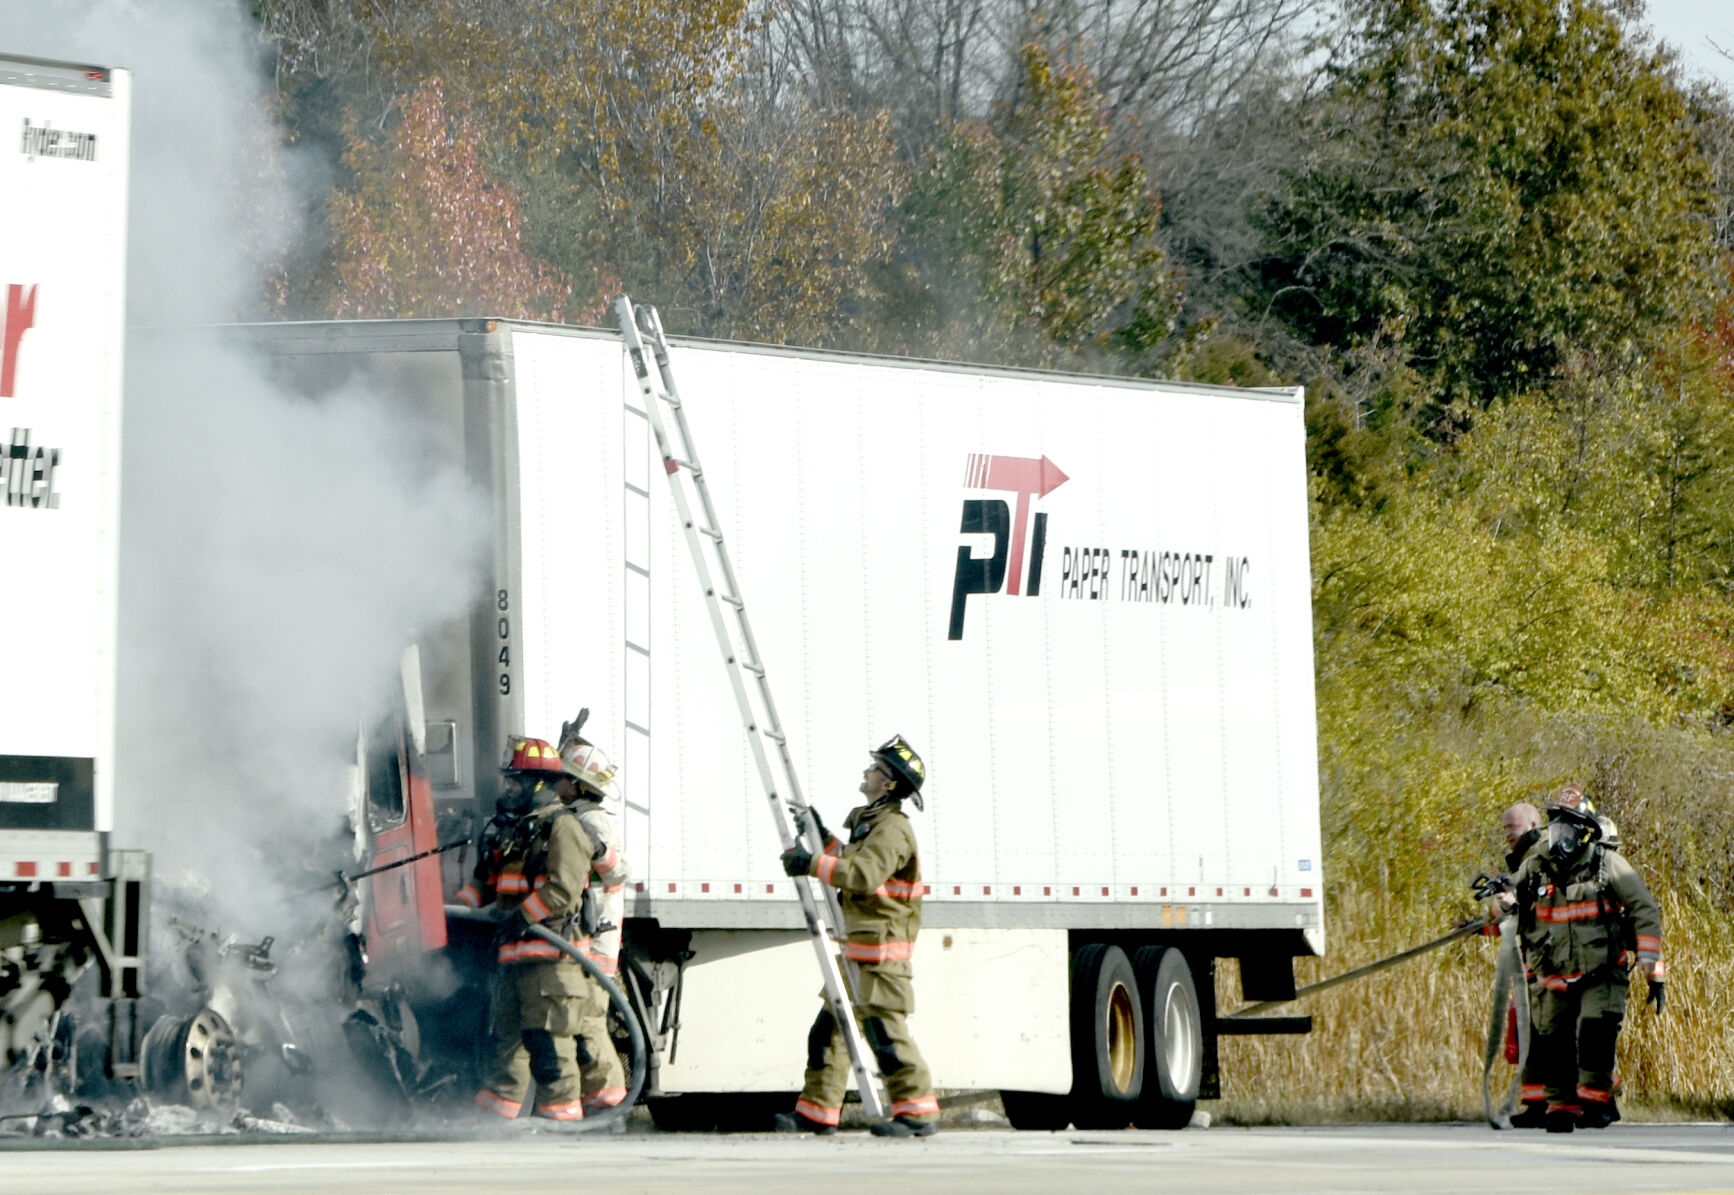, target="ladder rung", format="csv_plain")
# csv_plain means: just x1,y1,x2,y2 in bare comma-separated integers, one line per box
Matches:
698,526,724,541
665,458,701,476
764,730,786,745
718,593,743,609
743,662,765,678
